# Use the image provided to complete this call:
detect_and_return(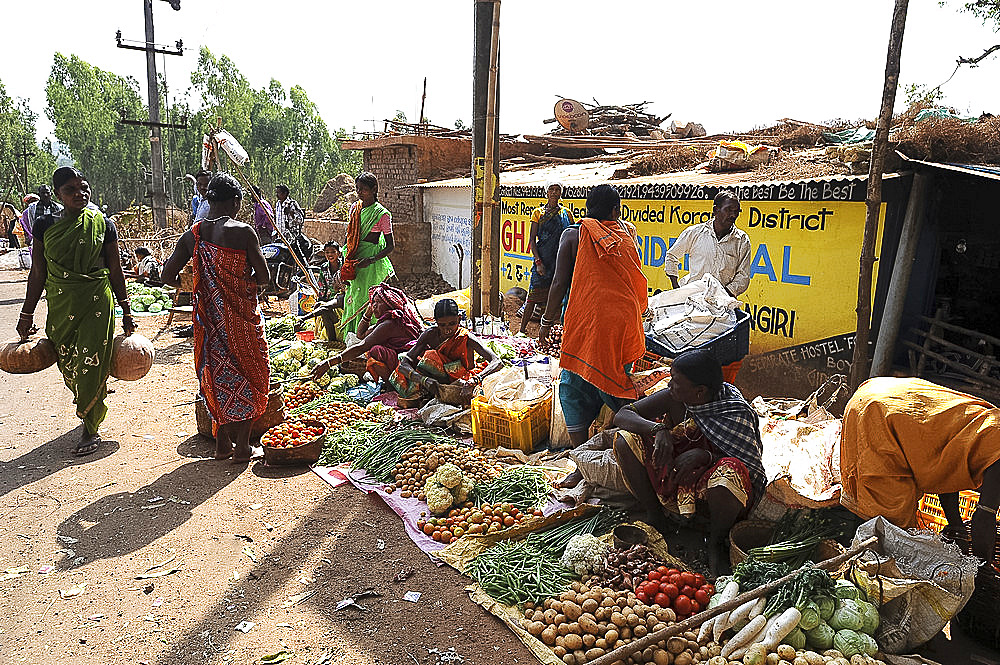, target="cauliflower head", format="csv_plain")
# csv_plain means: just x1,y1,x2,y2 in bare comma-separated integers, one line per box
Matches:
434,463,464,489
424,479,454,515
453,477,474,504
560,534,611,577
